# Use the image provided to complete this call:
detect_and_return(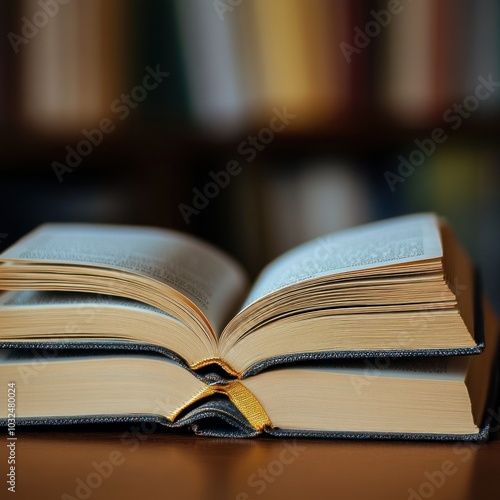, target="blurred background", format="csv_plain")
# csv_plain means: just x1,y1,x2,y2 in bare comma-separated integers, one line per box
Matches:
0,0,499,310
